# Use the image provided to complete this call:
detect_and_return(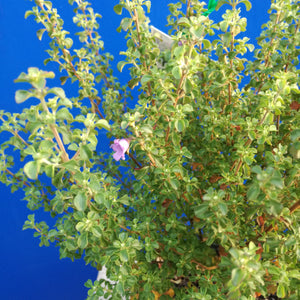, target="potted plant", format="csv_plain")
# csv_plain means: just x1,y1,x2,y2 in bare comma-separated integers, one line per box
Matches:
0,0,299,299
